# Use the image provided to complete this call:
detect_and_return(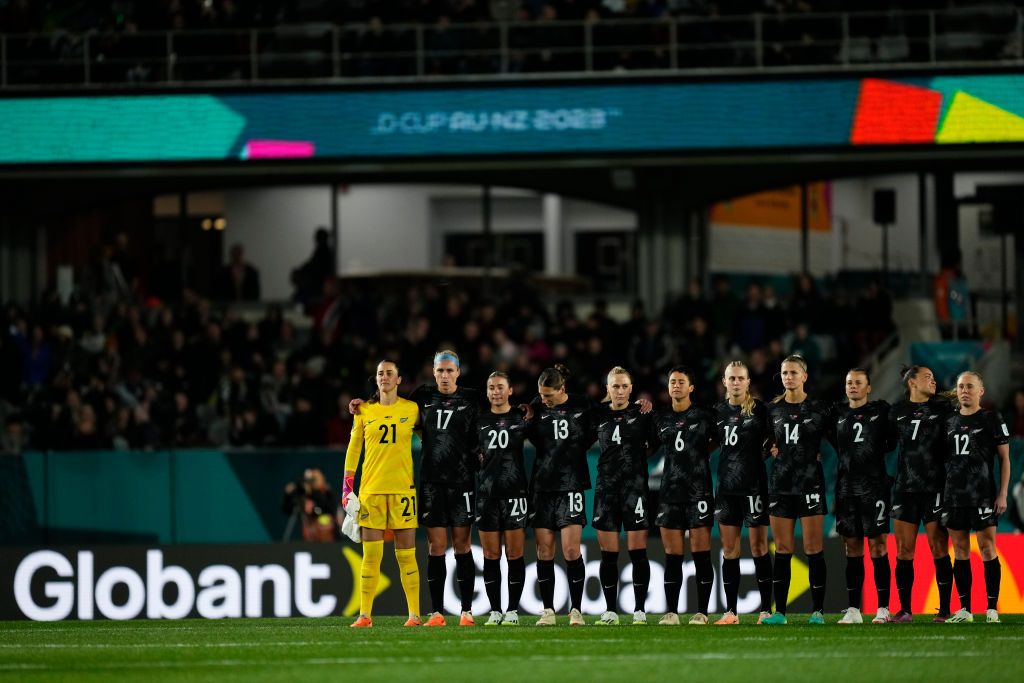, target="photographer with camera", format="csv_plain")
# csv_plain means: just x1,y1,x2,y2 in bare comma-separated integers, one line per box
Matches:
281,468,339,542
